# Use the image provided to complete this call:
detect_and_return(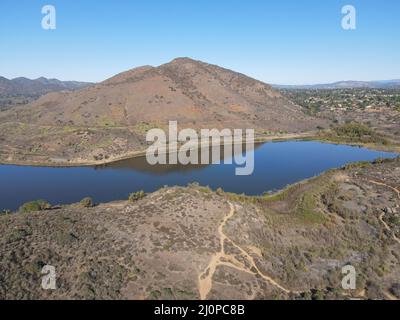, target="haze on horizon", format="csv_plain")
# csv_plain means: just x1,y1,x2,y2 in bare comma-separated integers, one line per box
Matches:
0,0,399,84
